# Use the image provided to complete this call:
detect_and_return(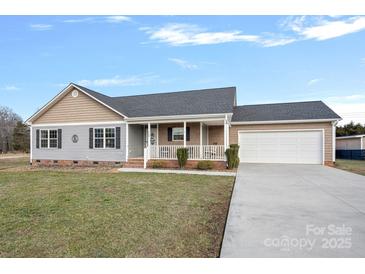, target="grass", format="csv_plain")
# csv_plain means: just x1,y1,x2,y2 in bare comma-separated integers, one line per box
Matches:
335,159,365,176
0,157,234,257
0,156,29,171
